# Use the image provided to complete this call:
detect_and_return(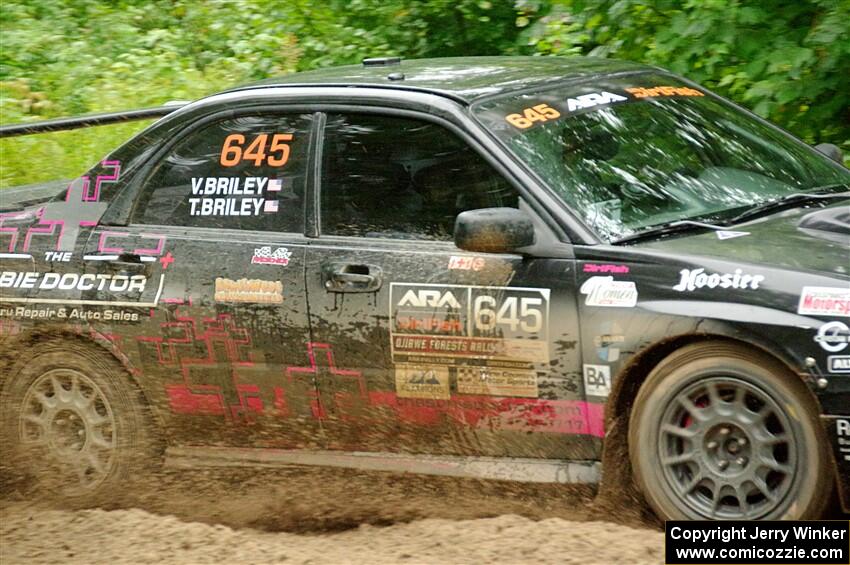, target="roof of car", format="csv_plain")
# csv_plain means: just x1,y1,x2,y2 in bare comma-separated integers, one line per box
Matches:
231,56,657,103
